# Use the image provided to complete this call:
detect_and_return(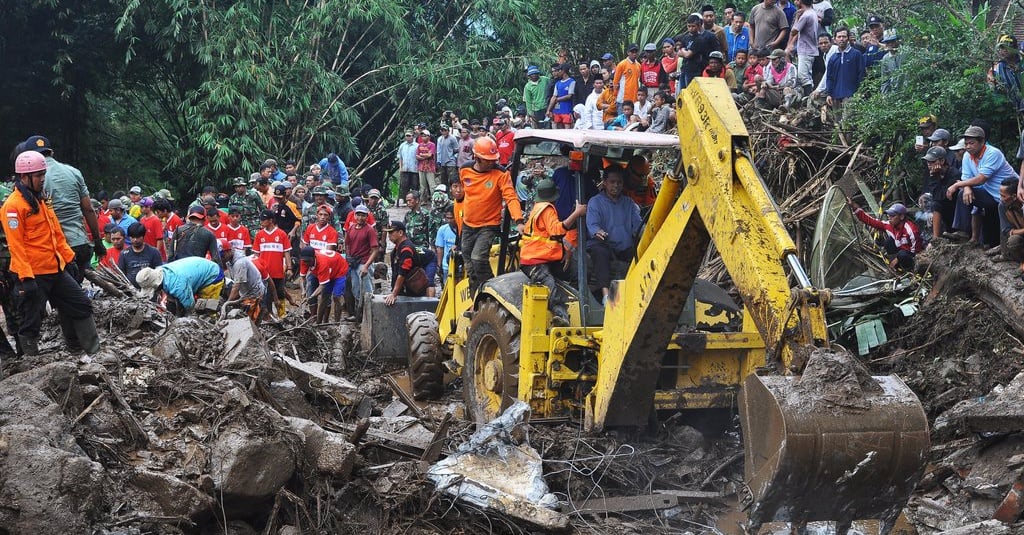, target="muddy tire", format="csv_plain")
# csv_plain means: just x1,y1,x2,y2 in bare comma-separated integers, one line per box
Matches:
463,299,521,423
406,311,444,401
